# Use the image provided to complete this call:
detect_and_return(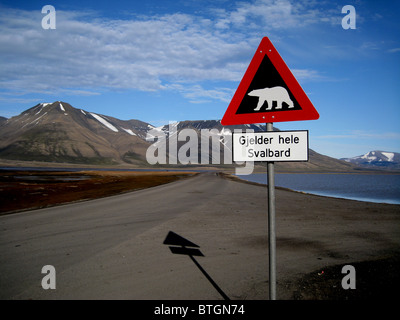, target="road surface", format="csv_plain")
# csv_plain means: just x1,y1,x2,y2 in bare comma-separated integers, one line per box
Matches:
1,172,399,299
